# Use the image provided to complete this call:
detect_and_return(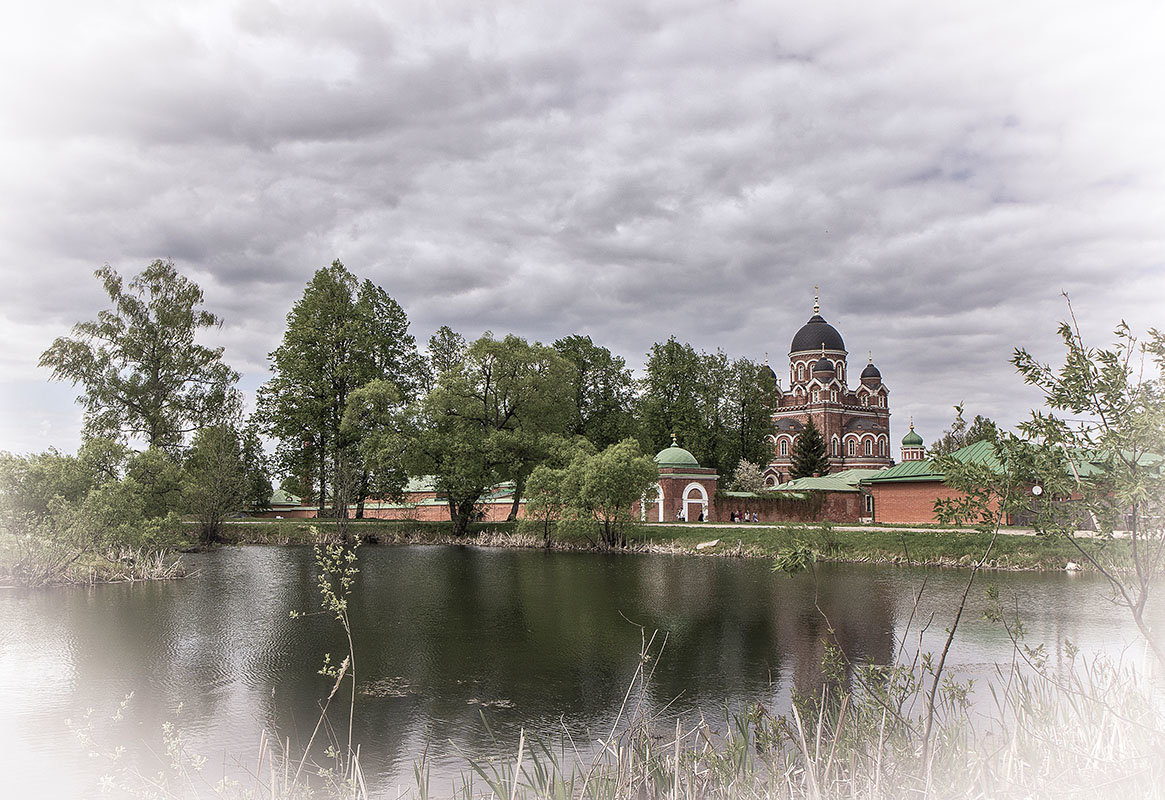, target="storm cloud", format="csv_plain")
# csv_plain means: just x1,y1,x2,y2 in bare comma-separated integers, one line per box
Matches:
2,0,1162,454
